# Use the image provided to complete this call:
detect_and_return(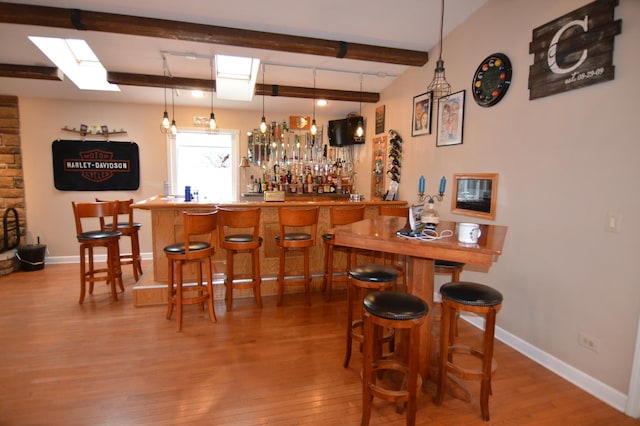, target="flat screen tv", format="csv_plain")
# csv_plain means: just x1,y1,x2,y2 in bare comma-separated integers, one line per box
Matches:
328,116,364,146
